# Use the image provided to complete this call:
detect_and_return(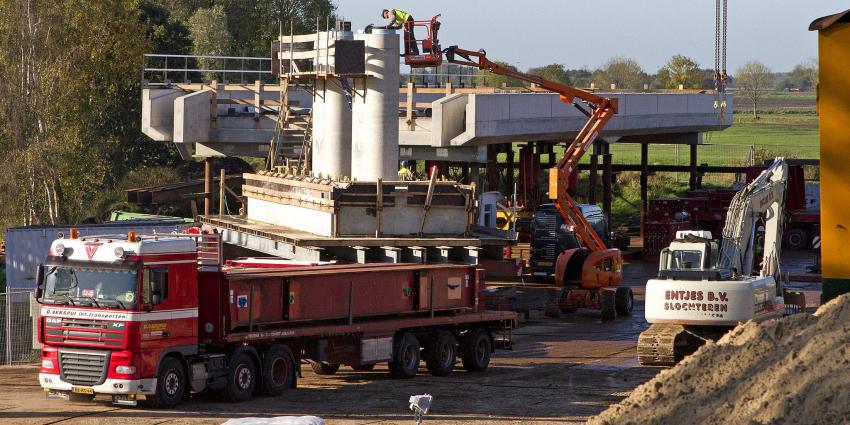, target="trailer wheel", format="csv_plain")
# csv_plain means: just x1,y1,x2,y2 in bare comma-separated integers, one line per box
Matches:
601,288,617,320
460,328,491,372
225,350,256,402
615,286,634,316
389,332,420,379
425,332,457,376
146,356,186,408
350,363,376,371
309,361,340,376
259,345,295,396
784,227,809,250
